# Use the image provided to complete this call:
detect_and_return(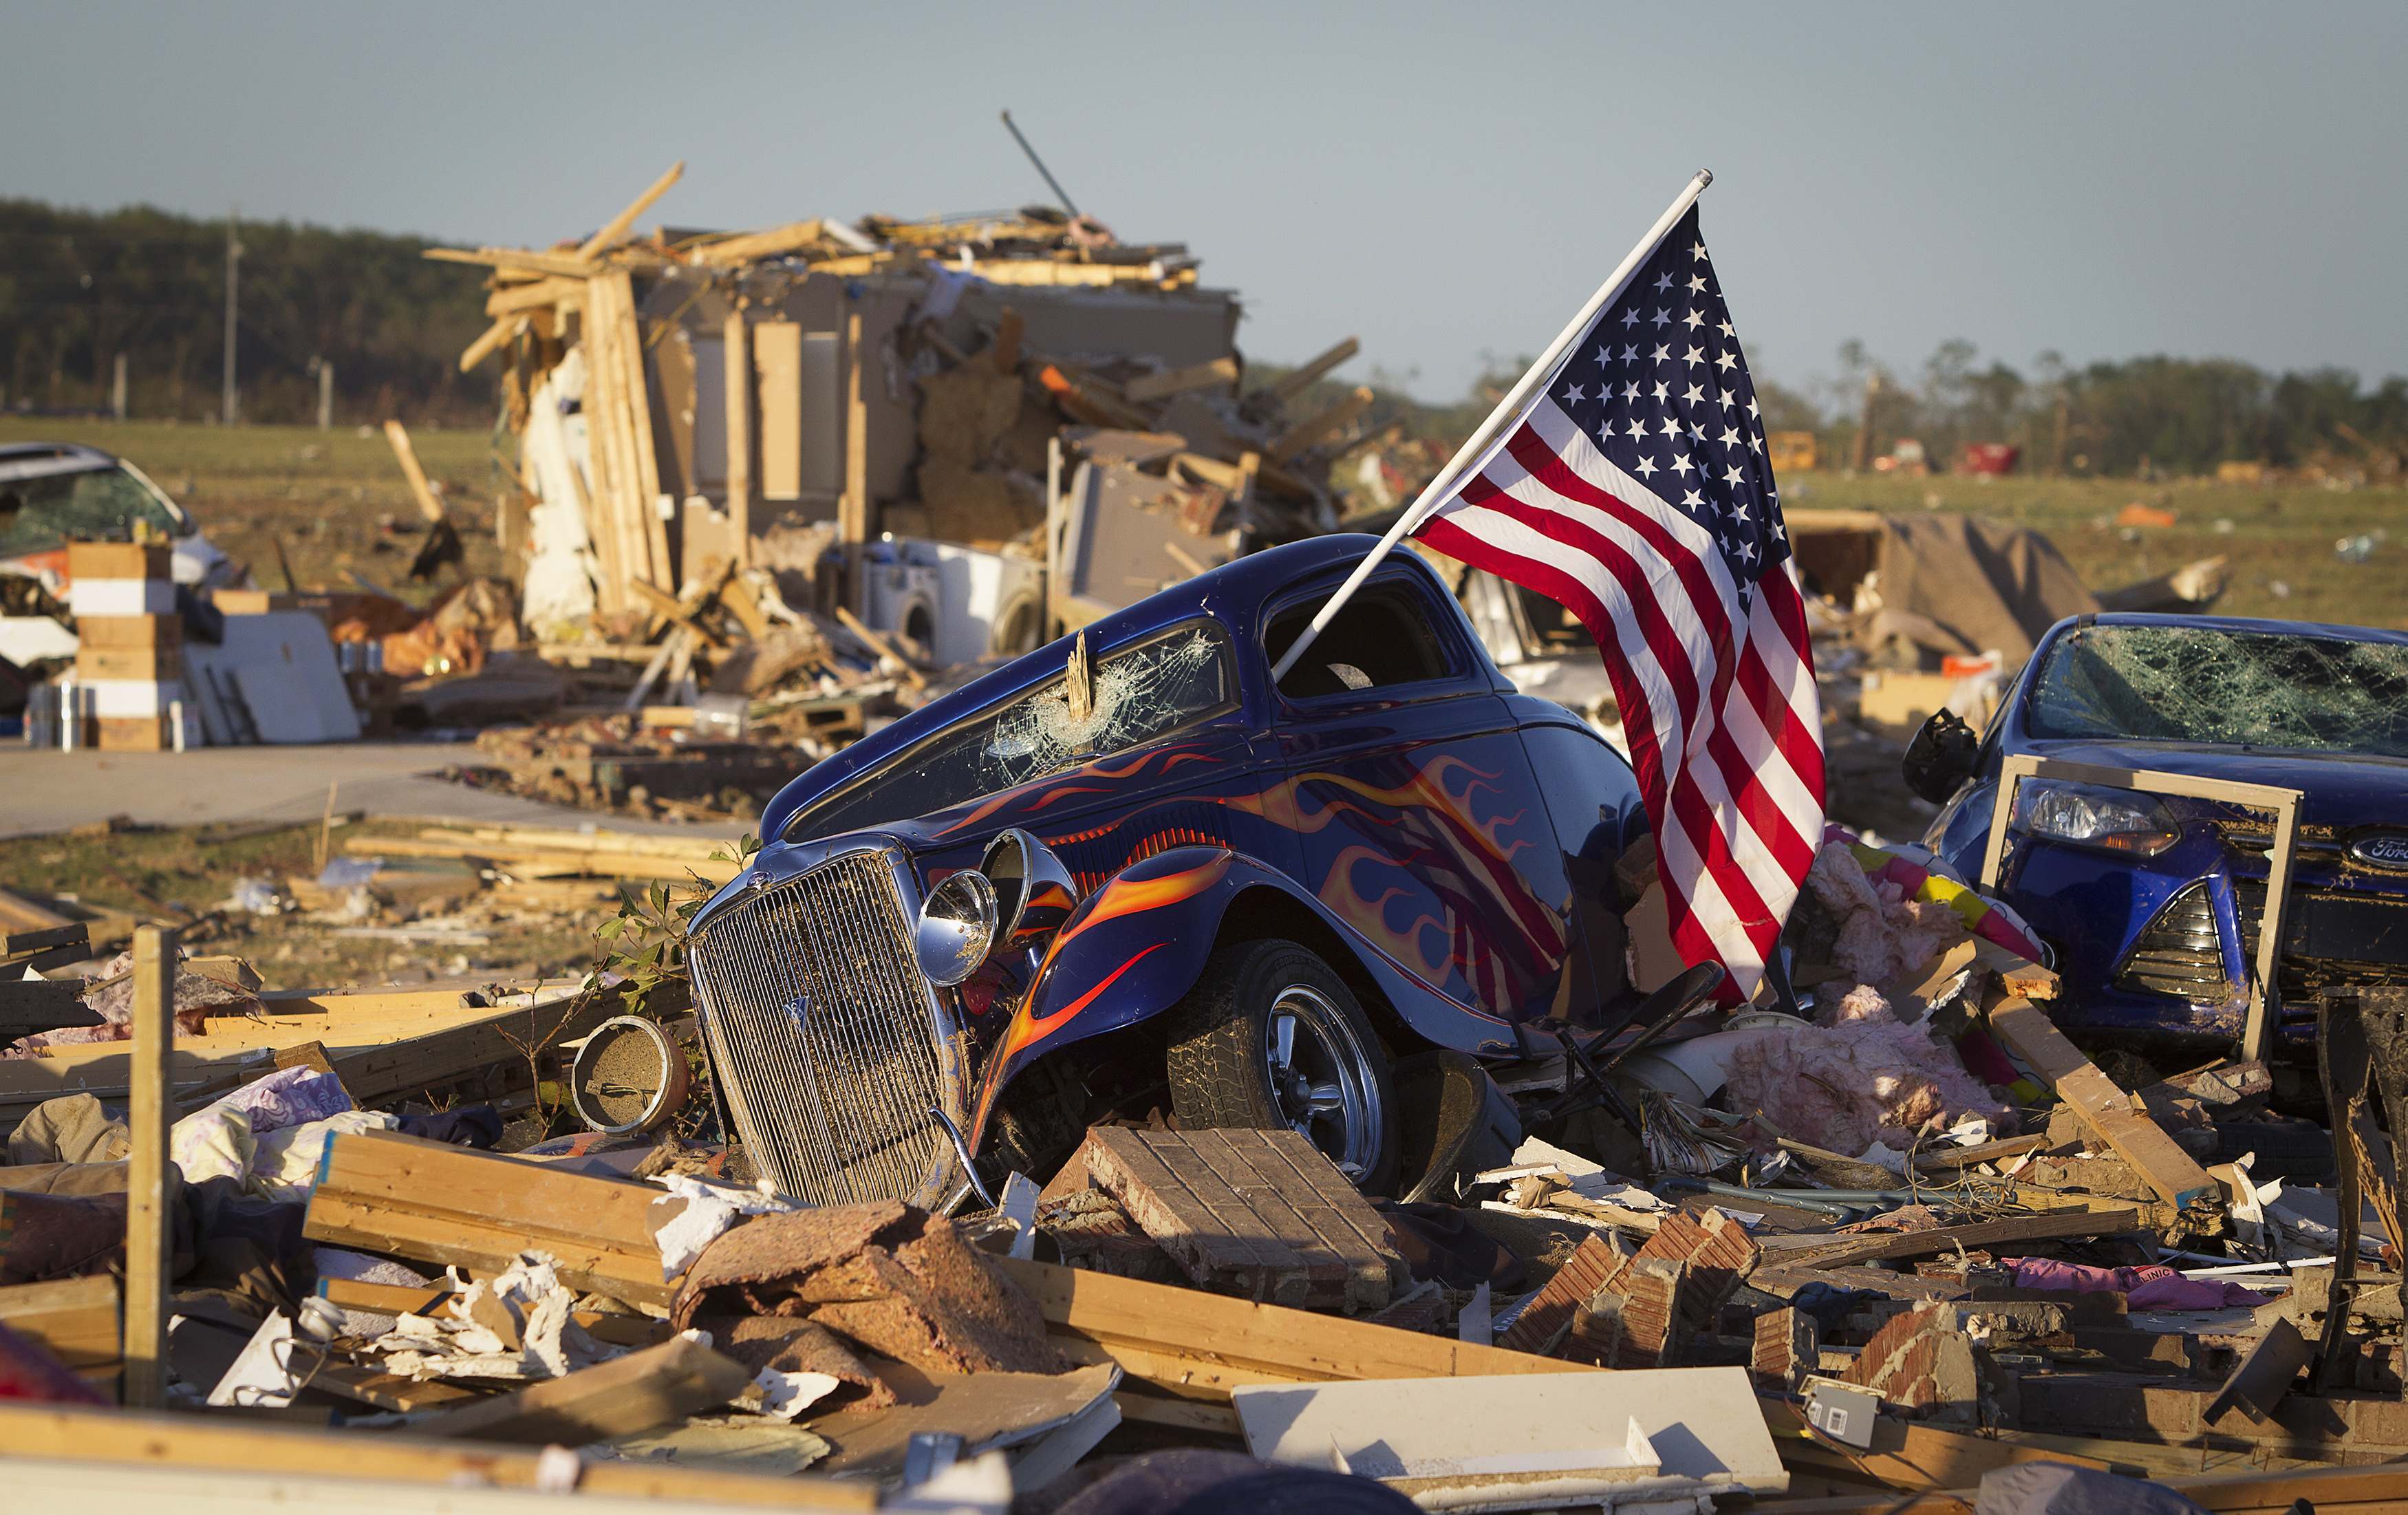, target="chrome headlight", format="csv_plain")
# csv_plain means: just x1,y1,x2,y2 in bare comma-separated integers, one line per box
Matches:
2012,780,2180,857
914,870,999,986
